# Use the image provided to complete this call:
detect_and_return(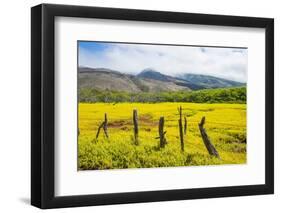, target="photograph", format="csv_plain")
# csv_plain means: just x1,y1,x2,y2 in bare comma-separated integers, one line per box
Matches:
77,41,247,170
29,2,274,209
